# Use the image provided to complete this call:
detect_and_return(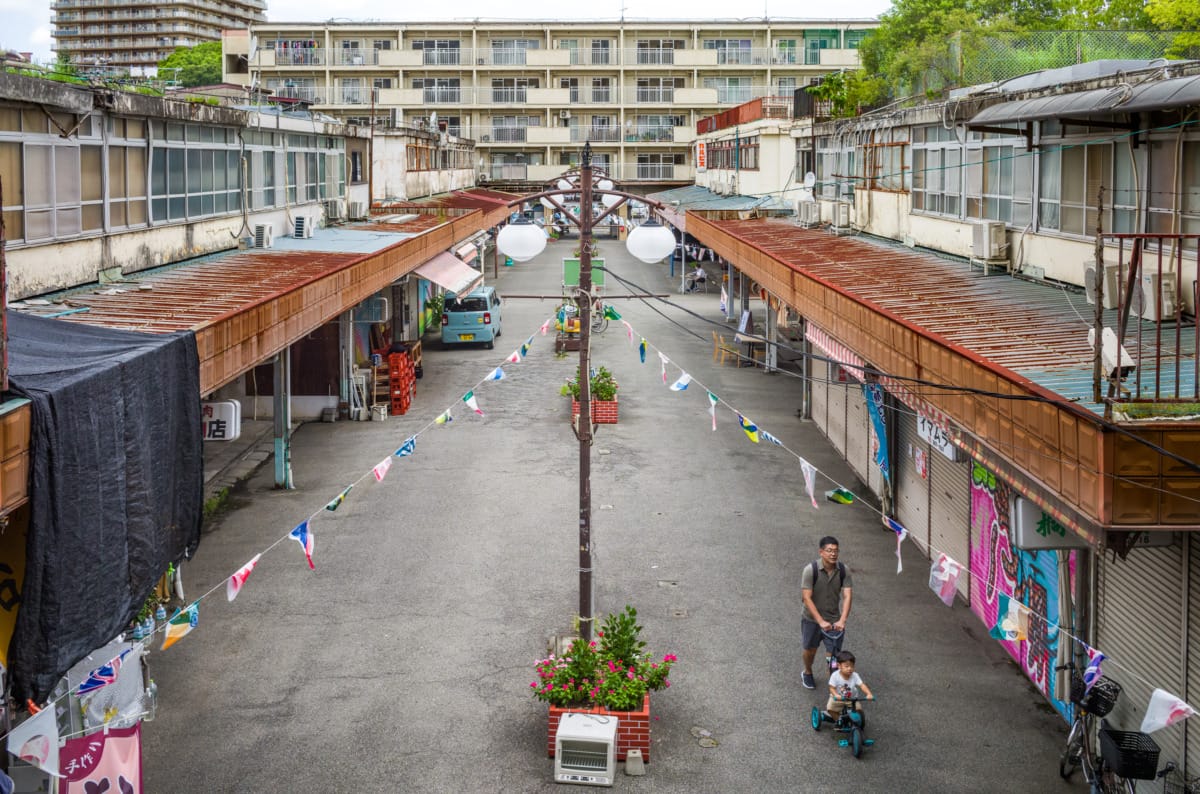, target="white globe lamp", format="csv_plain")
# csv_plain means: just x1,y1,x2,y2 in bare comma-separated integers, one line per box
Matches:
596,178,614,192
626,216,677,263
496,218,547,262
